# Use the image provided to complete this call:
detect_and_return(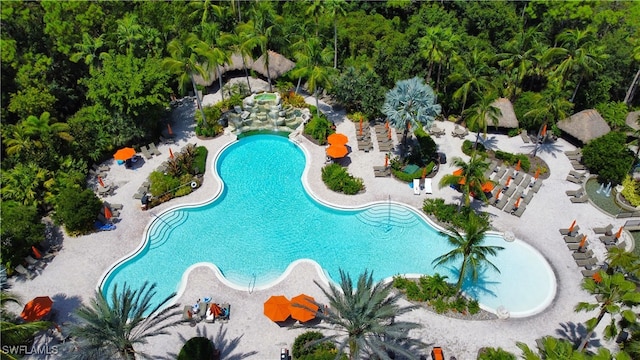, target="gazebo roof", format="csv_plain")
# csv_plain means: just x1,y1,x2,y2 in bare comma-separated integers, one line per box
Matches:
194,50,295,87
557,109,611,143
489,98,518,129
